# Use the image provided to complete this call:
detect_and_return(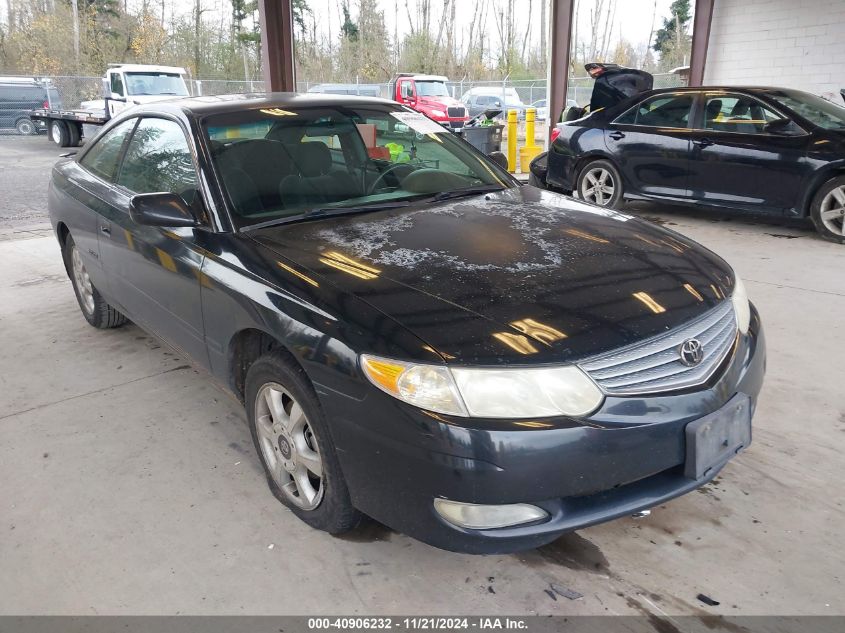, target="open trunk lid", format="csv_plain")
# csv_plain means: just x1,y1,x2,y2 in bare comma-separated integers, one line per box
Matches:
585,62,653,111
